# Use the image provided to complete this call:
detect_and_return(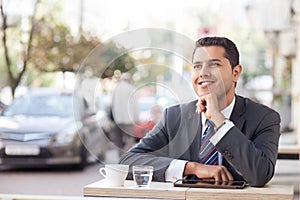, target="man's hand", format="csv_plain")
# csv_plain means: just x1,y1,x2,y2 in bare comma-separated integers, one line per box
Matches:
184,162,234,182
196,93,225,128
